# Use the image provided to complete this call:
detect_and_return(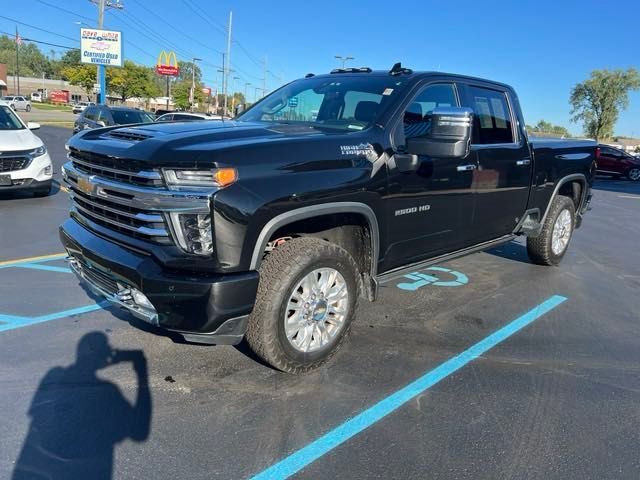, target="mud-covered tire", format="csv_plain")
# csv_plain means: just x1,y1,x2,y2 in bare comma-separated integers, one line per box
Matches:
527,195,576,266
245,237,360,374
